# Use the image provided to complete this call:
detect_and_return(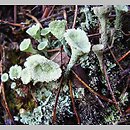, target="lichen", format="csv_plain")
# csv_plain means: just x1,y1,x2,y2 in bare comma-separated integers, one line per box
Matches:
21,68,31,84
114,5,128,38
20,38,37,54
92,44,104,72
41,28,50,36
64,28,91,71
49,20,67,40
9,65,22,80
11,82,16,89
93,6,112,47
26,23,41,37
1,73,9,82
37,39,48,50
23,54,62,84
19,106,43,125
